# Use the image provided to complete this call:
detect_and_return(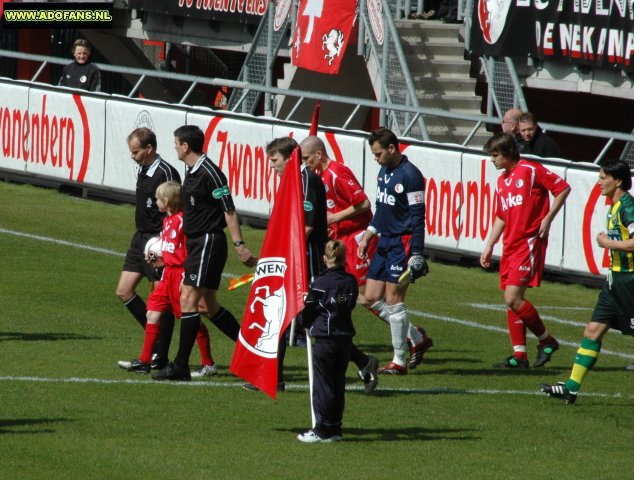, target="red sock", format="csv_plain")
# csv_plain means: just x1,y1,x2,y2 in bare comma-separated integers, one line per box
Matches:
516,300,552,342
140,323,160,364
507,309,527,359
196,322,214,366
